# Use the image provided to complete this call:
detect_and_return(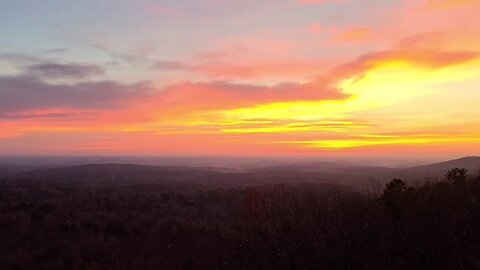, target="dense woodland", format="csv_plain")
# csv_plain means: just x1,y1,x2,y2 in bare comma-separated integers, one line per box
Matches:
1,164,480,269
